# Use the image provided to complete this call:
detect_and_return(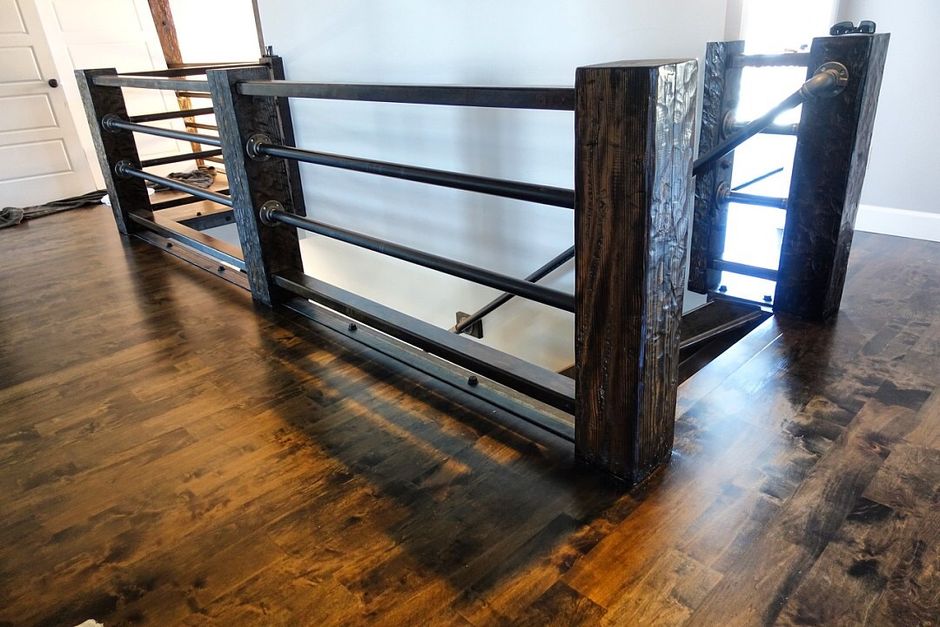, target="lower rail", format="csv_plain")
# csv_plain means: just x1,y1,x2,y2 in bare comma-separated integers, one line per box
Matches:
128,213,244,270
